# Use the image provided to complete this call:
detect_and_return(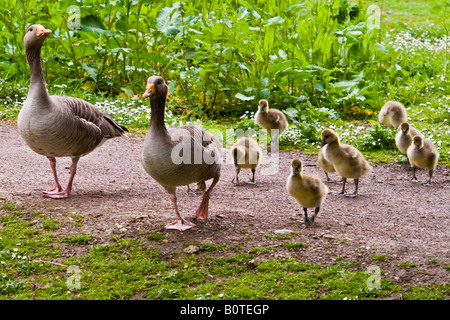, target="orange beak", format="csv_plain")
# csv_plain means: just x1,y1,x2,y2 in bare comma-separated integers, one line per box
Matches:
36,26,52,37
142,83,155,98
